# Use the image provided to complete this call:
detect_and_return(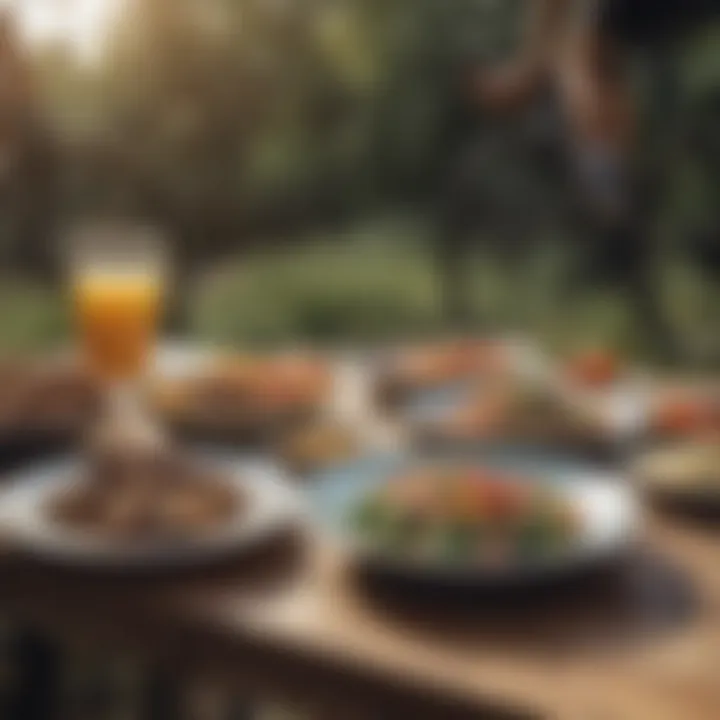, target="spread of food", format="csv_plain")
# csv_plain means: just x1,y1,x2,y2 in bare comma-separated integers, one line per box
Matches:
0,338,710,571
350,467,580,565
